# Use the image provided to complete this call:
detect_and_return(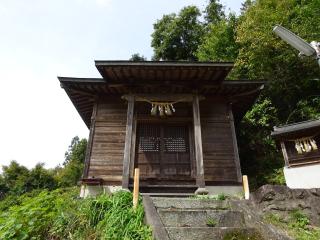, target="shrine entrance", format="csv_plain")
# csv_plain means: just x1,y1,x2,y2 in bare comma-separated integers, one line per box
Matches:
134,122,195,188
